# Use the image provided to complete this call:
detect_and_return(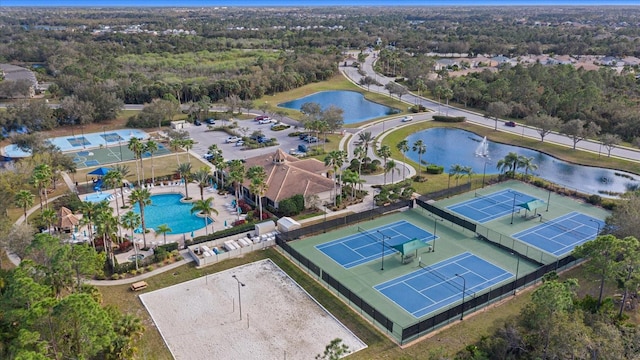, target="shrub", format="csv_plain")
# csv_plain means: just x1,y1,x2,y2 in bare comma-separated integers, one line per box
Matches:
410,104,426,113
587,194,602,205
119,240,133,253
155,247,169,262
157,242,179,252
232,219,247,226
145,265,154,272
426,165,444,174
412,175,428,182
111,273,120,280
432,115,465,122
